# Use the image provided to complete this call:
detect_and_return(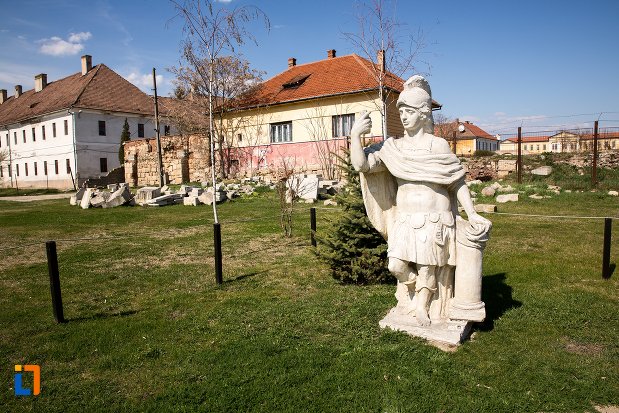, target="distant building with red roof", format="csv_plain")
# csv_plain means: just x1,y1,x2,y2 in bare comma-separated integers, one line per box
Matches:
499,130,618,154
434,119,499,156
